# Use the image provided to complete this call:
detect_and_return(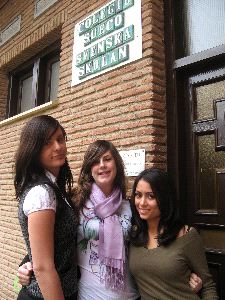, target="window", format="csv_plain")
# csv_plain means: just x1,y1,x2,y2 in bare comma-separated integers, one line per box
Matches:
7,45,60,117
46,56,60,101
20,72,34,112
174,0,225,59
